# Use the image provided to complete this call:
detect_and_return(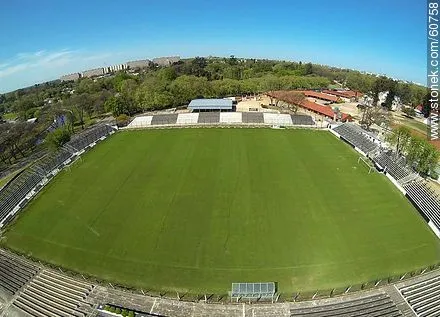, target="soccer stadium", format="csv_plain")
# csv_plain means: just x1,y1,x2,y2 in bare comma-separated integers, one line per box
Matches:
0,110,439,317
